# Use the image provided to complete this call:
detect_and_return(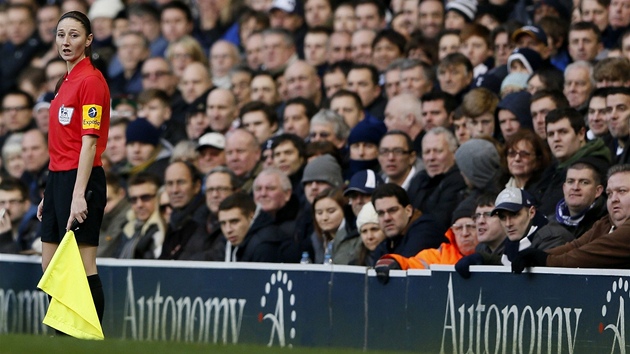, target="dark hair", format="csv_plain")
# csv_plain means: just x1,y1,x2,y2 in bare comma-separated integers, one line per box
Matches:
2,89,34,109
206,166,240,191
380,130,414,152
569,161,603,186
272,133,307,160
475,192,498,208
137,88,171,106
55,11,94,94
105,172,124,192
218,191,256,216
127,3,161,21
128,172,162,188
0,177,28,201
372,28,406,54
545,107,586,134
285,97,318,119
460,23,491,47
528,69,565,92
604,85,630,97
531,89,570,109
371,183,410,207
349,64,380,86
439,52,474,75
329,89,364,110
160,1,193,22
420,91,458,115
325,60,354,77
353,0,386,19
168,160,202,184
570,21,602,43
239,101,278,127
